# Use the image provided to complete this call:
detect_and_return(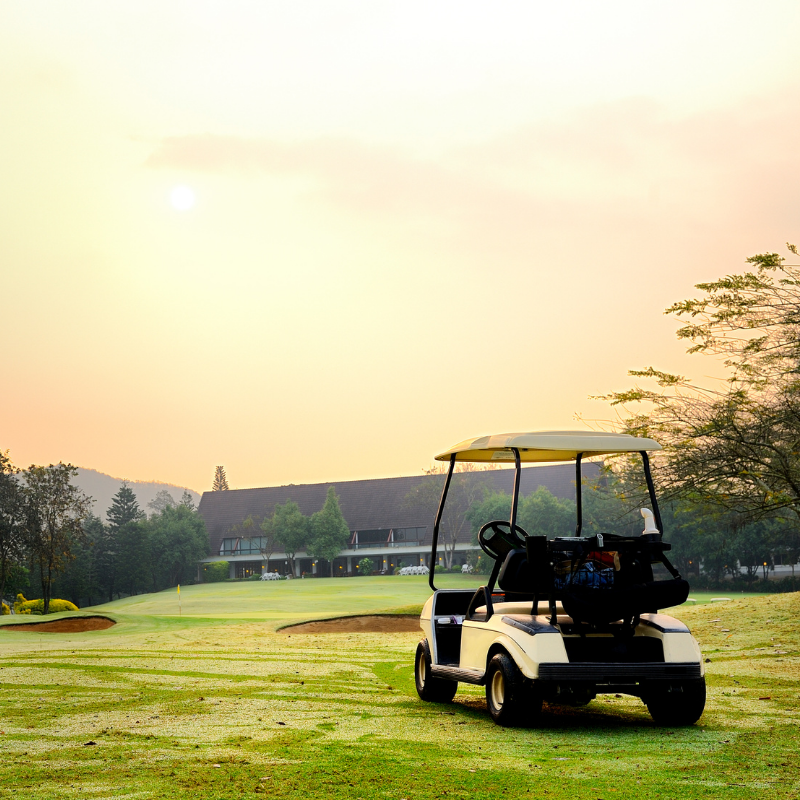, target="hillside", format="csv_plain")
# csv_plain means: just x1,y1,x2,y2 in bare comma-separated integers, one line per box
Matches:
74,467,201,520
